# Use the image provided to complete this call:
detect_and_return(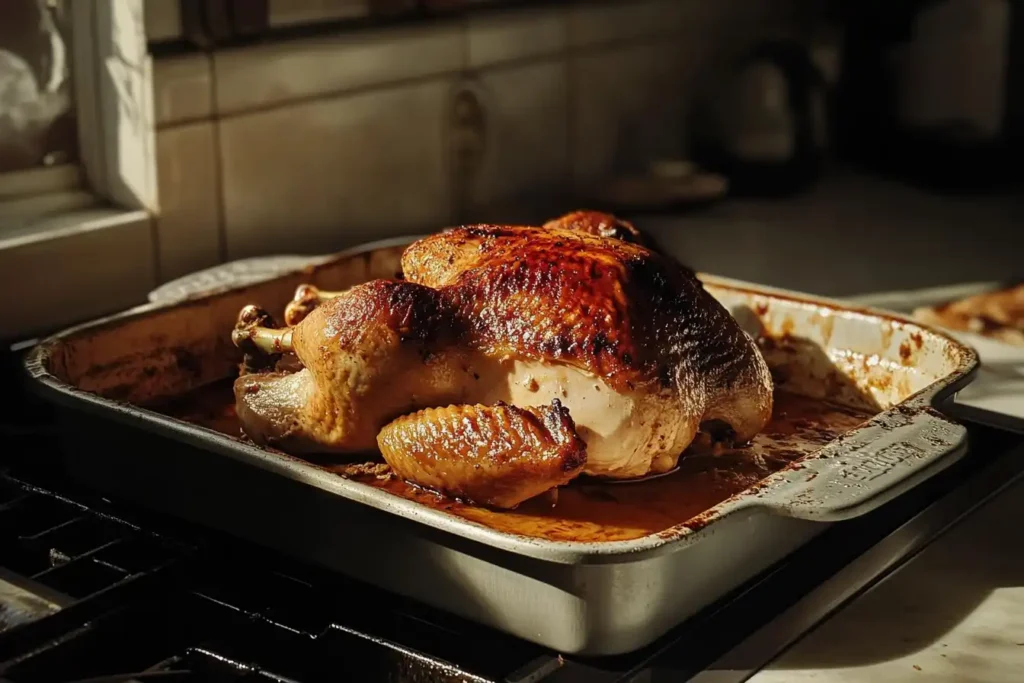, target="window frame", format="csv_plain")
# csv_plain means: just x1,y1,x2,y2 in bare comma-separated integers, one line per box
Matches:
69,0,157,212
0,0,157,342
